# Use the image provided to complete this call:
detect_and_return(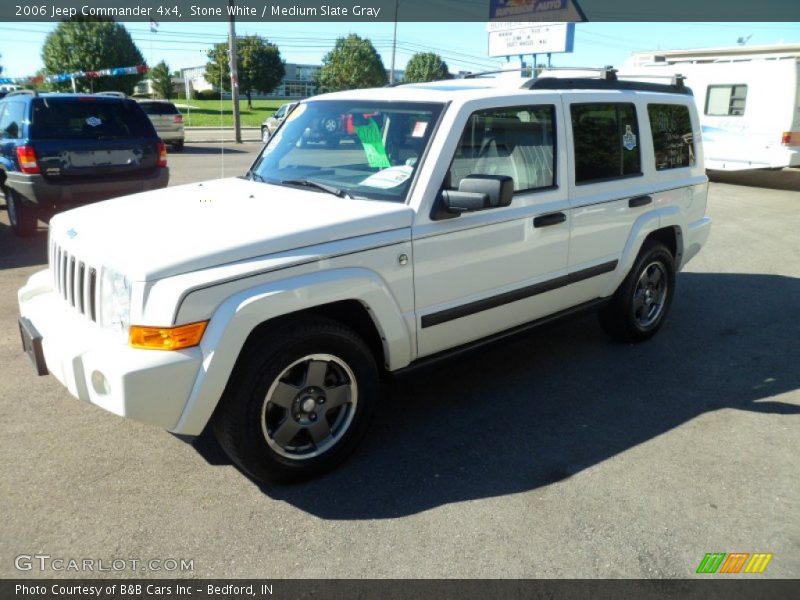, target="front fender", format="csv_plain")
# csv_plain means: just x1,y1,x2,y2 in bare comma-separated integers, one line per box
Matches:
170,267,412,435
